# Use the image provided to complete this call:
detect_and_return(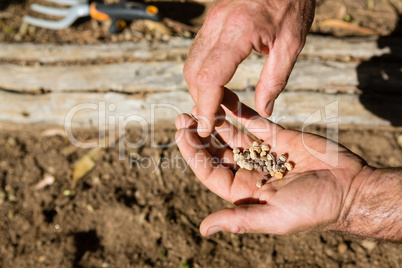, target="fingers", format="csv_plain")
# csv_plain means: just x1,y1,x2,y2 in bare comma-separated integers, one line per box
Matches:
175,126,235,201
175,114,233,163
224,102,284,142
200,205,291,236
255,40,301,117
